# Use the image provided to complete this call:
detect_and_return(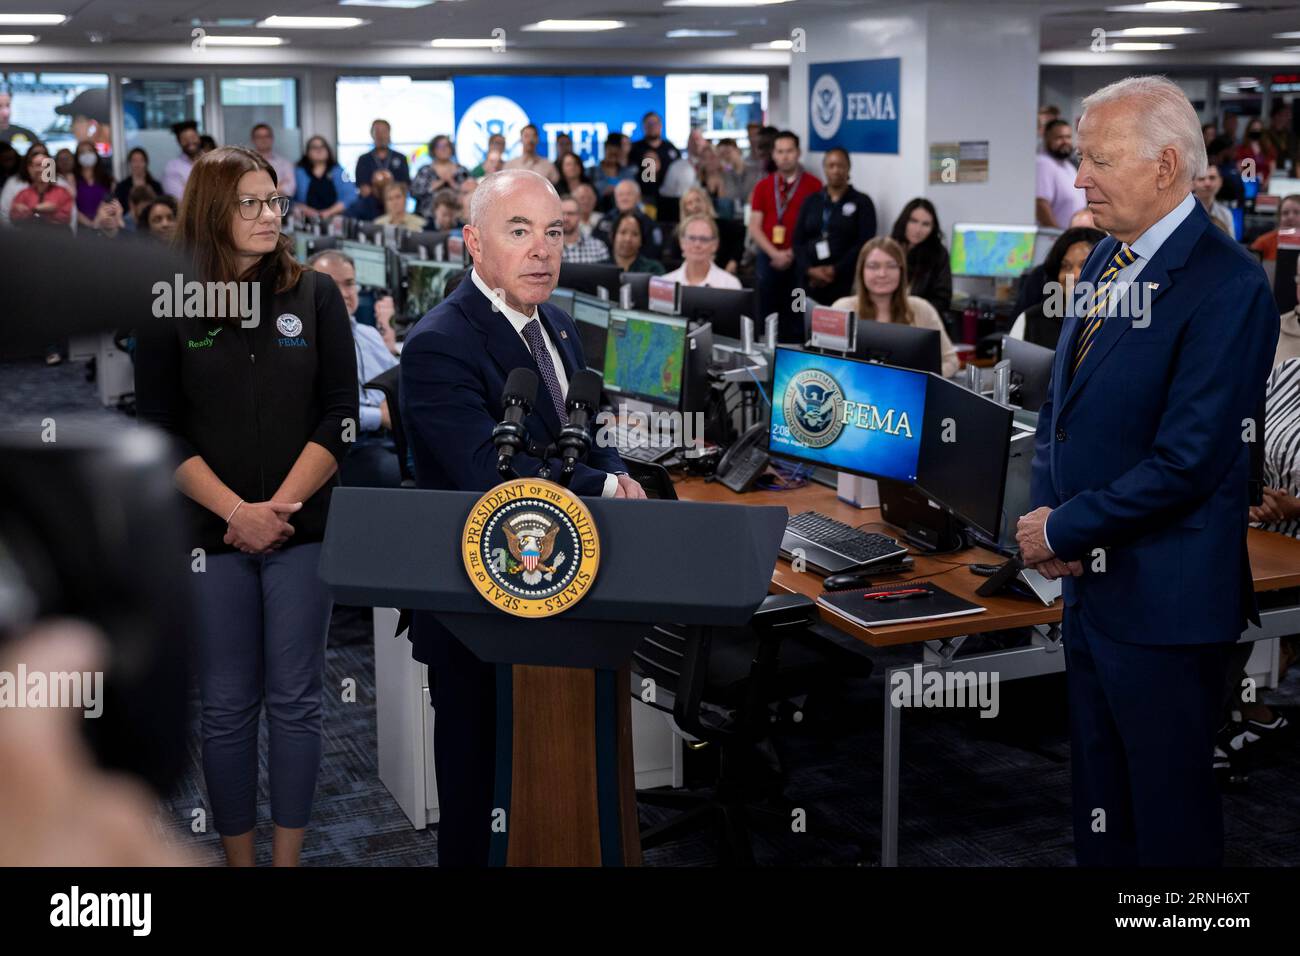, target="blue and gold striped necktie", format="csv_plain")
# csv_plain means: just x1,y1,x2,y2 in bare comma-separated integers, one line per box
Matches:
1072,242,1138,375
